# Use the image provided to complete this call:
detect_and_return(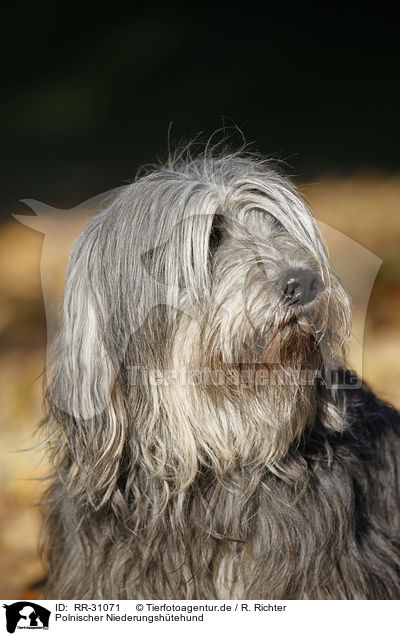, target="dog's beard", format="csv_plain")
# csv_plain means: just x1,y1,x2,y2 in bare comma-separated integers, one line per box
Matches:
161,322,317,480
156,264,349,483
